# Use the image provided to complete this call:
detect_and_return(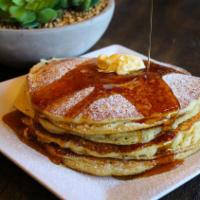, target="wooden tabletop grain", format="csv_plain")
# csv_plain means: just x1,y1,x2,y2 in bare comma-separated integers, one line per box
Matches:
0,0,200,199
